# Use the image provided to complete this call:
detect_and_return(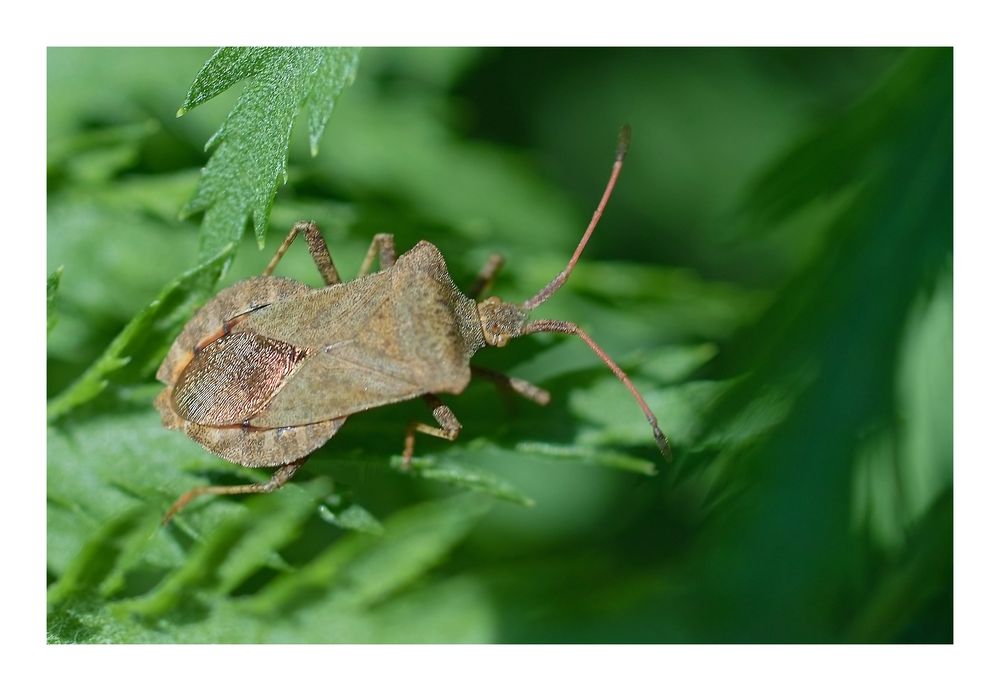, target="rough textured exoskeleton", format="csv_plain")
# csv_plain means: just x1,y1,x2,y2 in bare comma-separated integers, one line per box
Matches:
156,126,668,522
